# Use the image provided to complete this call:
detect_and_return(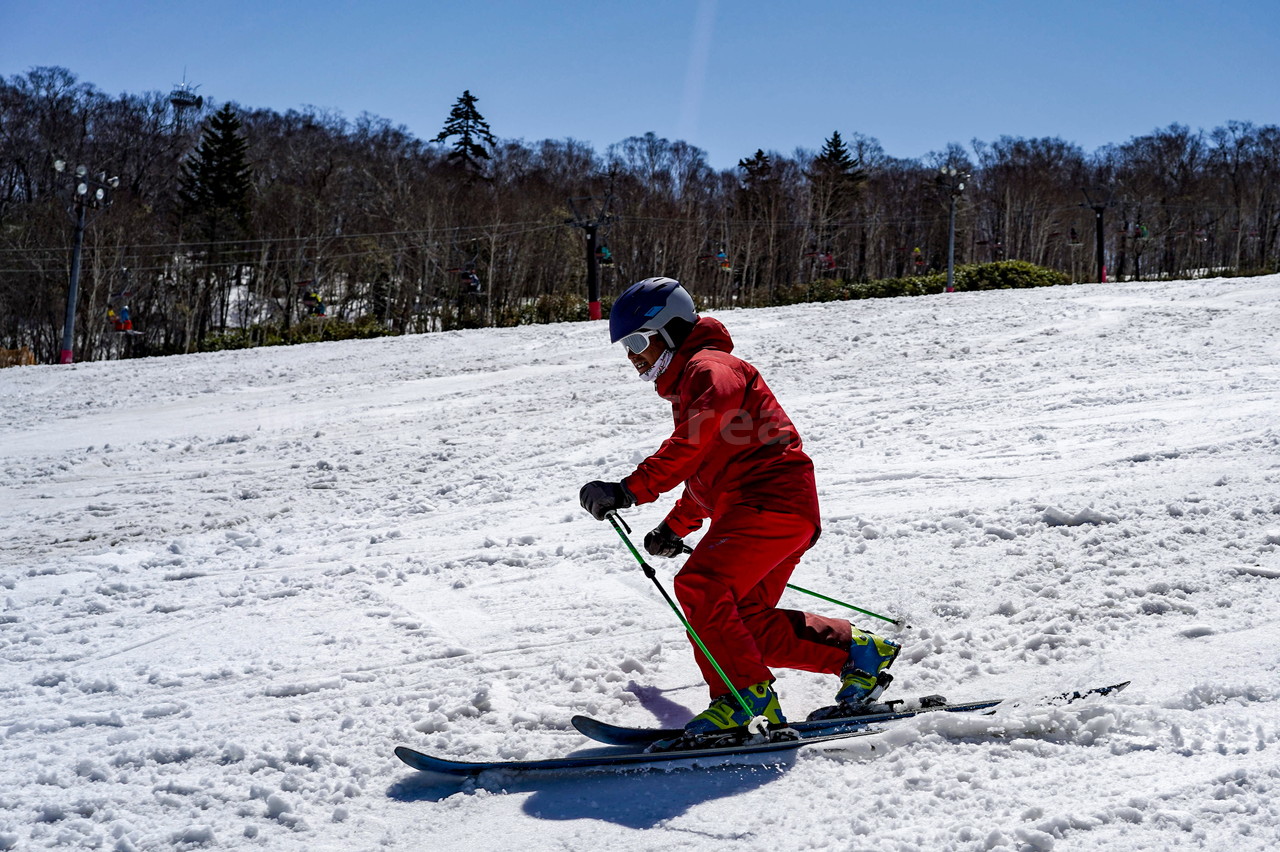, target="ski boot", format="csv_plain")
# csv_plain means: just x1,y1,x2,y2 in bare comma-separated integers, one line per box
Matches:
649,681,795,752
807,628,901,721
